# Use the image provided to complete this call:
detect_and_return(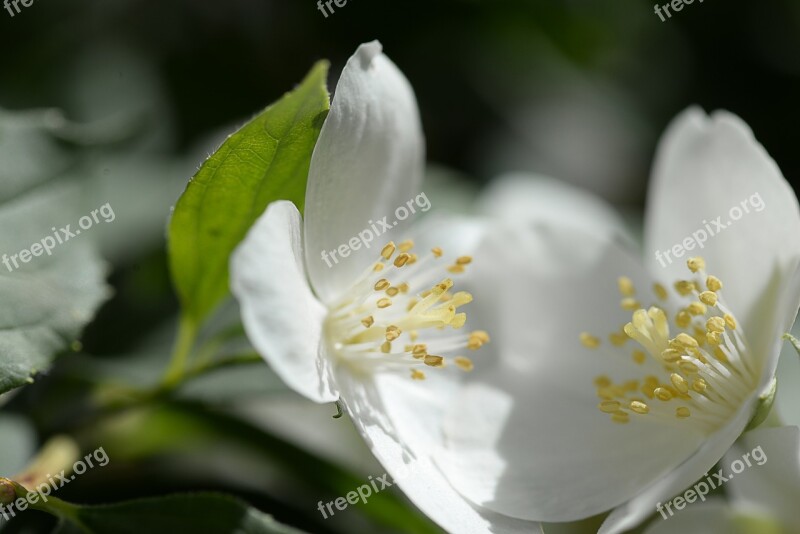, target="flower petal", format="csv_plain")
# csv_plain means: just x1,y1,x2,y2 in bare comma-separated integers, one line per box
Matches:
725,425,800,529
231,200,337,403
437,222,706,522
643,499,740,534
480,173,633,244
305,41,425,303
645,108,800,357
598,394,755,533
336,370,537,534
